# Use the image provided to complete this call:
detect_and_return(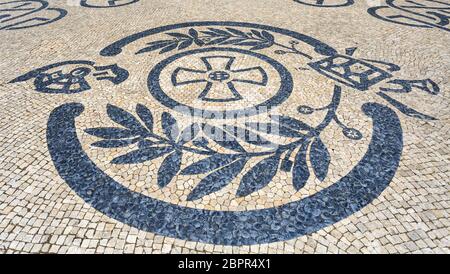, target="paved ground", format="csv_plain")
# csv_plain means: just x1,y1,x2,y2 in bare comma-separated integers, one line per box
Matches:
0,0,449,254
